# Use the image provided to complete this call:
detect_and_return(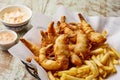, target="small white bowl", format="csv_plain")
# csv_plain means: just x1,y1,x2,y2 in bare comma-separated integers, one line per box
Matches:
0,5,32,31
0,30,18,50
